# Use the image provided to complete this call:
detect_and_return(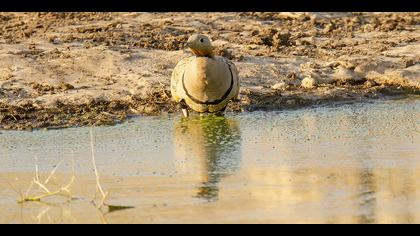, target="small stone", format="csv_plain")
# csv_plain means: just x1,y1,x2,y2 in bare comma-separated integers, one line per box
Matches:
324,23,336,33
301,77,317,89
296,37,315,46
364,80,378,88
271,82,287,90
331,66,362,83
60,83,74,91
